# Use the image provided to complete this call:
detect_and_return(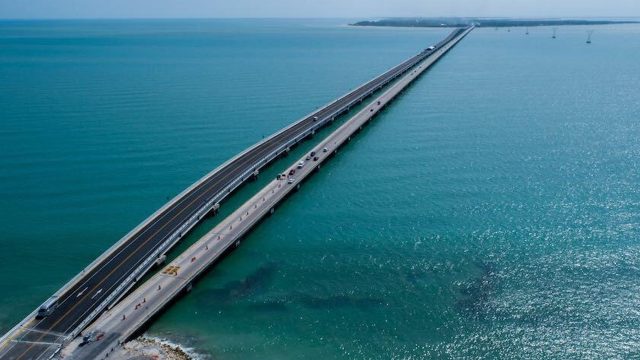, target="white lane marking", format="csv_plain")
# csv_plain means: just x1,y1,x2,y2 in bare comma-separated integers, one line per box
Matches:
90,289,103,300
76,287,88,298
